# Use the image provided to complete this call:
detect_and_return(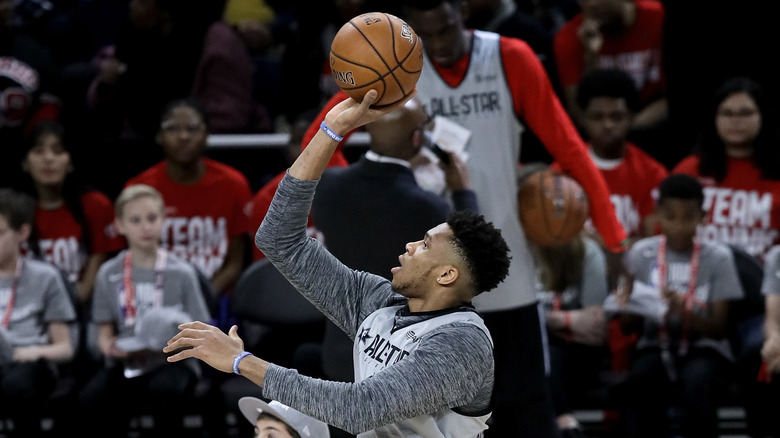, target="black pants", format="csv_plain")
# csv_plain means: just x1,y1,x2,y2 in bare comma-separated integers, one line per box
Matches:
547,335,609,416
0,359,58,437
76,360,199,436
482,302,560,438
621,347,729,438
